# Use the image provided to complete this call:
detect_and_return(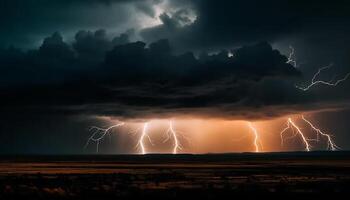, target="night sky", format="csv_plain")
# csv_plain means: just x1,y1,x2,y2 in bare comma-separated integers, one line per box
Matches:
1,0,350,154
